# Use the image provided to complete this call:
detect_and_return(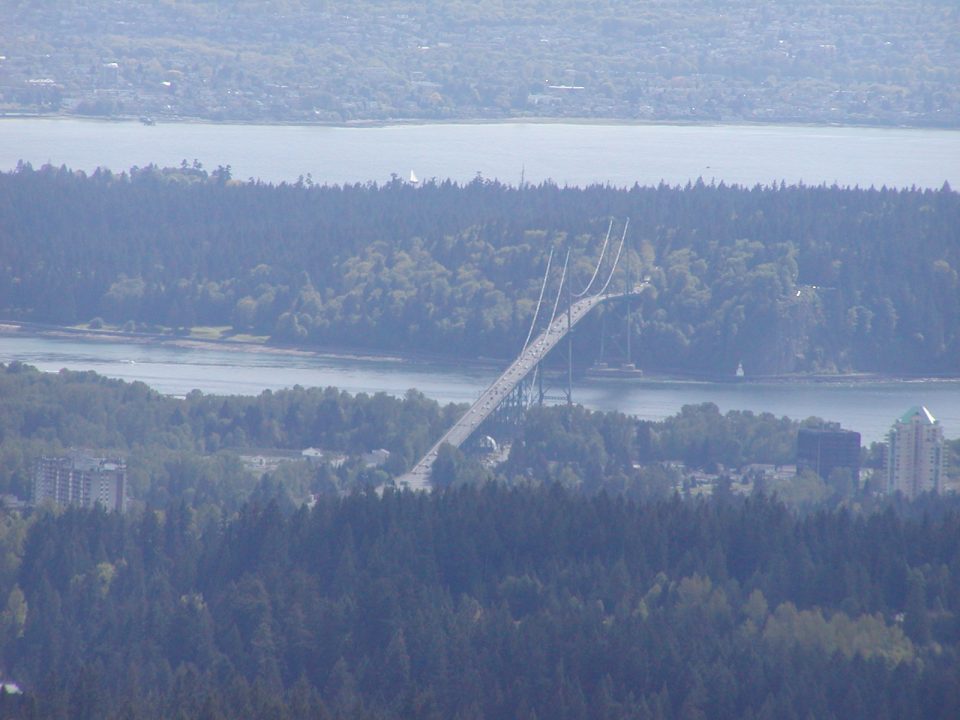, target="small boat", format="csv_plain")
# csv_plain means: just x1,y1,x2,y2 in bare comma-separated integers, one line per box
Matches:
408,170,420,185
585,361,644,379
